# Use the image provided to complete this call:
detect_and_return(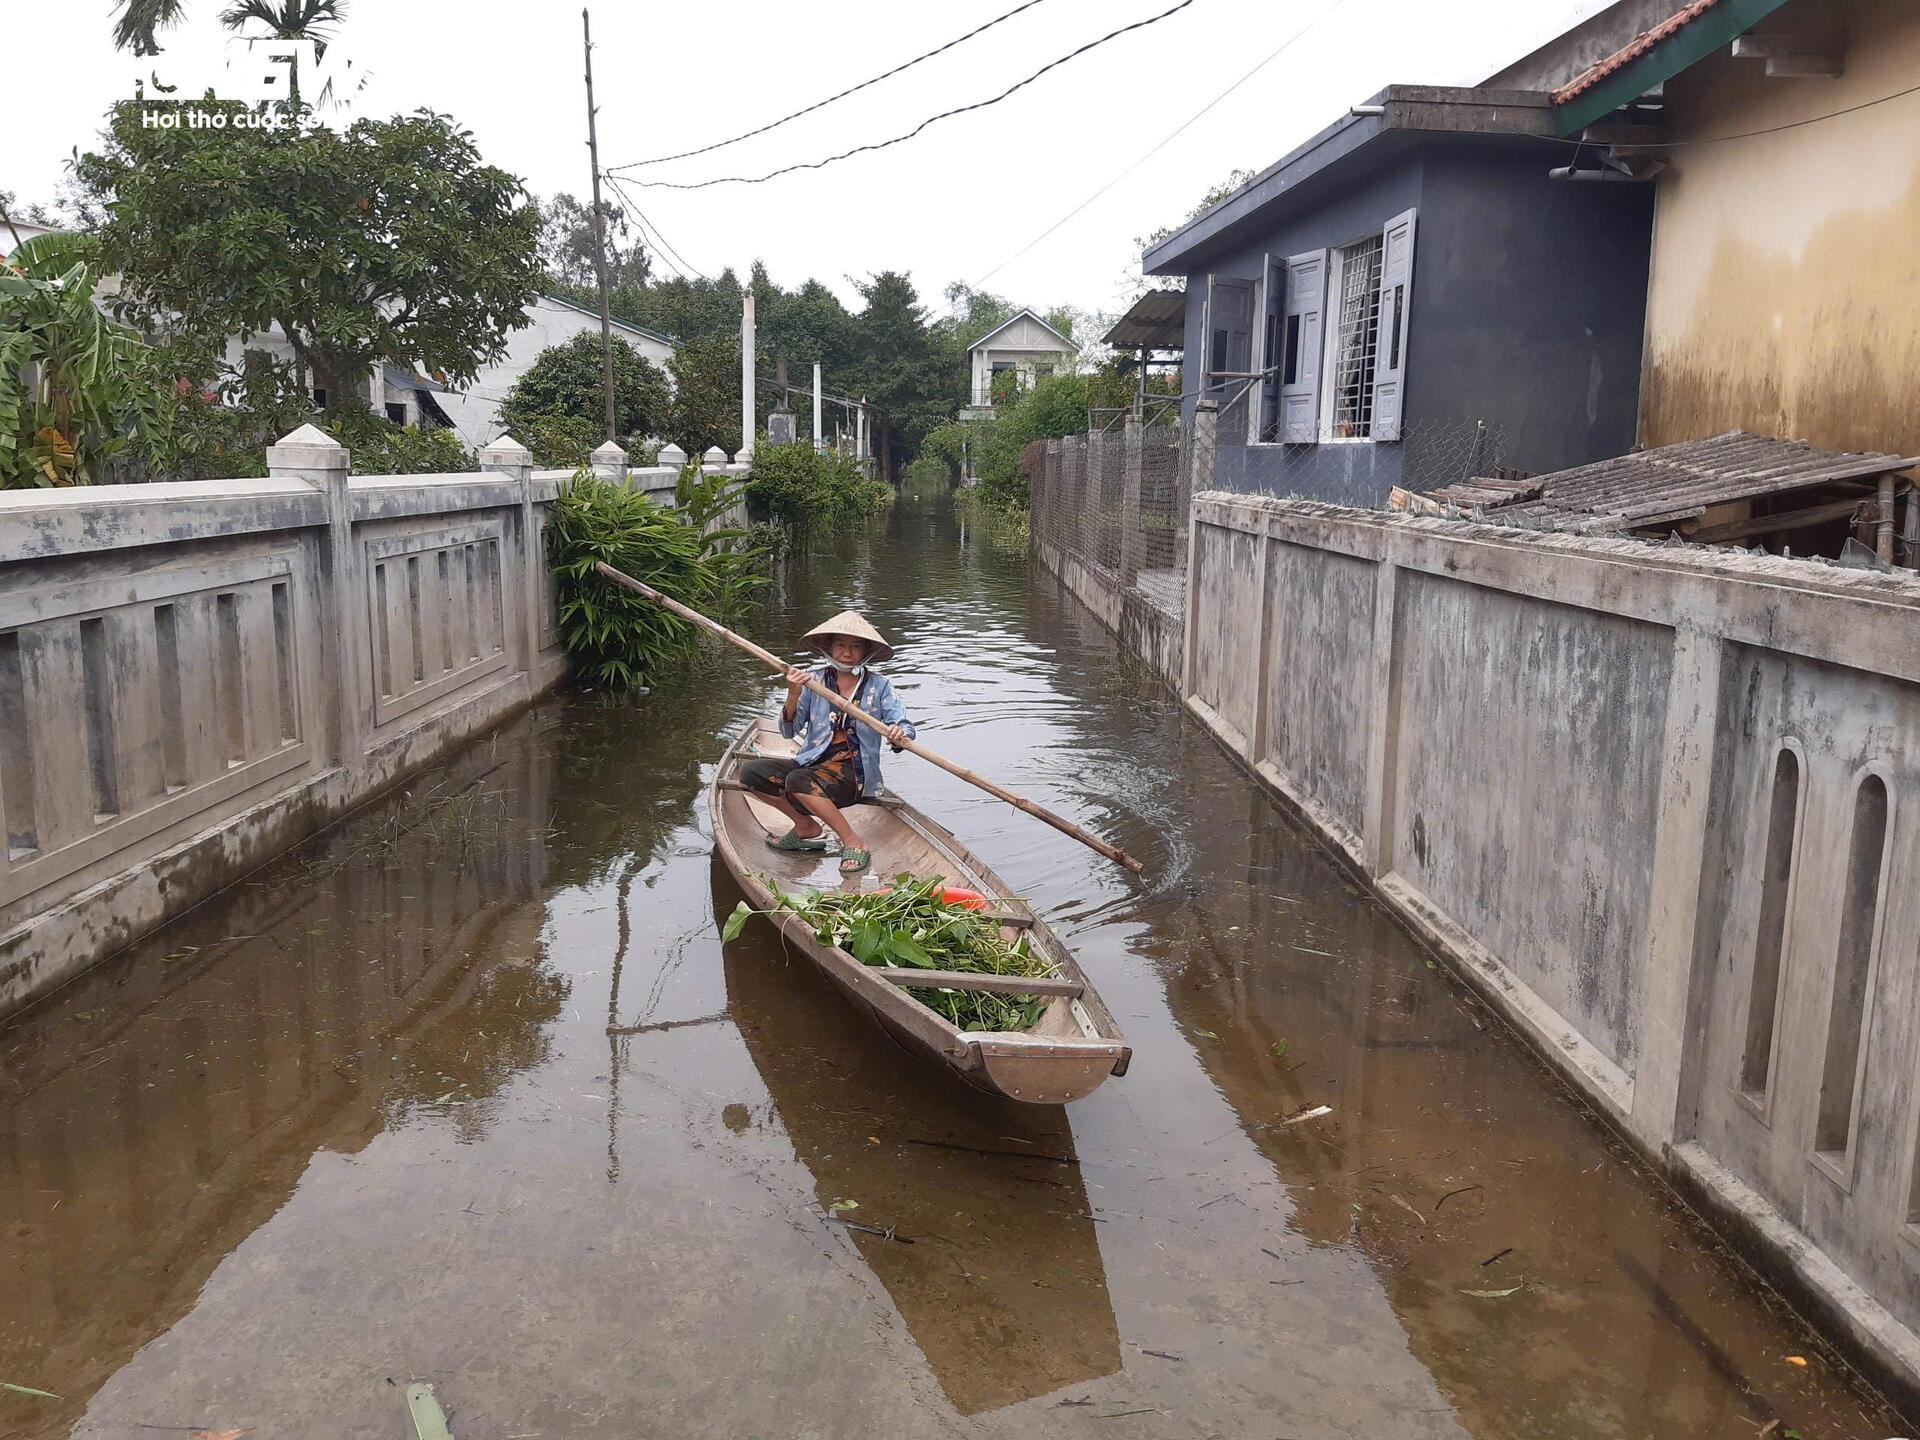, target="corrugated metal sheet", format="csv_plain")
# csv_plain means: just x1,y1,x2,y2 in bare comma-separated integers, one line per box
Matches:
1552,0,1723,104
1102,290,1187,350
1487,431,1919,532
